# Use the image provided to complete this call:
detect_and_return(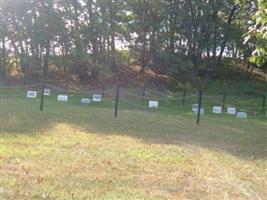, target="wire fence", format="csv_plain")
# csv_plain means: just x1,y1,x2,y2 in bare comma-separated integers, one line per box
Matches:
0,83,266,124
